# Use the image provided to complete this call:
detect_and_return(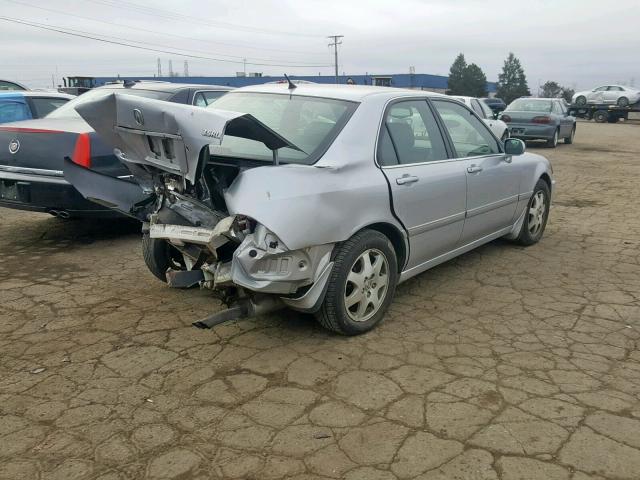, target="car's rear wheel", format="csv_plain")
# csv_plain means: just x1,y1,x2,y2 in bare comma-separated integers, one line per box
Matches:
564,125,576,144
546,129,559,148
316,229,398,335
617,96,629,107
513,179,550,246
142,233,187,283
575,95,587,106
